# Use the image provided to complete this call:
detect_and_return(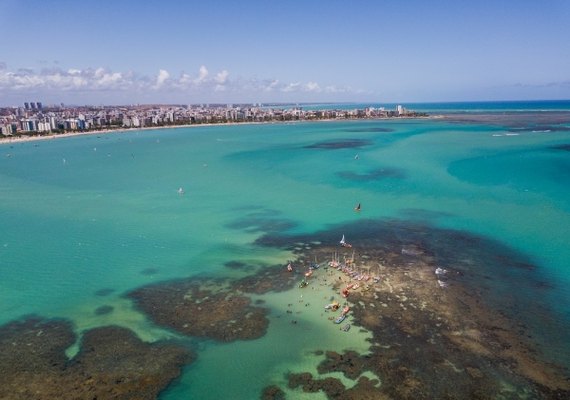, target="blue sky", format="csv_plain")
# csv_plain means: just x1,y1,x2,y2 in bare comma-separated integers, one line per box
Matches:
1,0,569,106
